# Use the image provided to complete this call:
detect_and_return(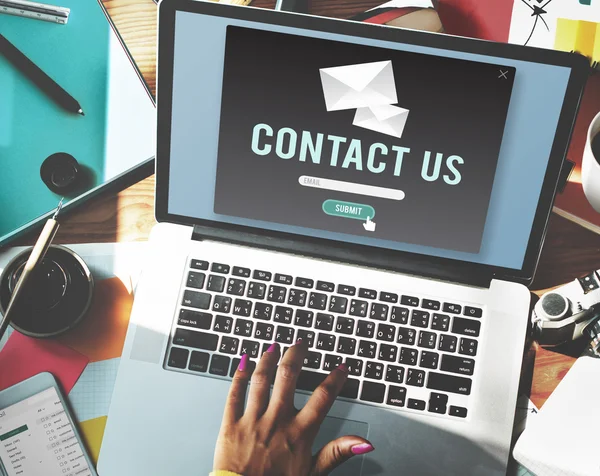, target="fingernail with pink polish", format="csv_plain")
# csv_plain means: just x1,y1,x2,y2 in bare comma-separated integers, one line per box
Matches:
267,342,278,353
351,443,374,455
296,338,303,345
238,353,249,372
337,363,349,373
